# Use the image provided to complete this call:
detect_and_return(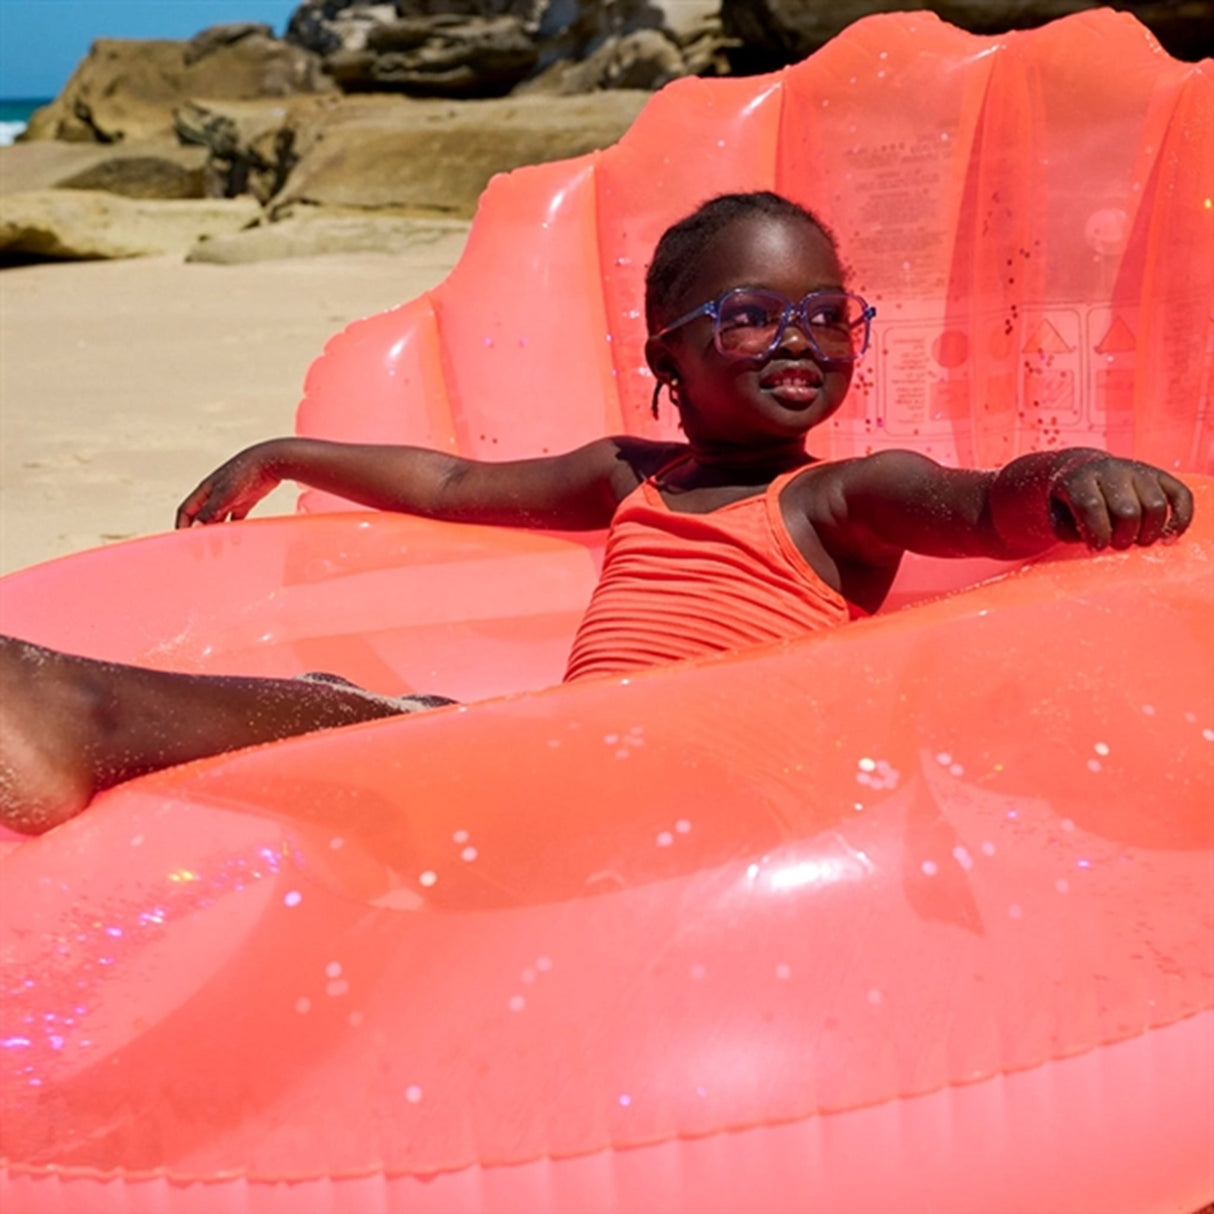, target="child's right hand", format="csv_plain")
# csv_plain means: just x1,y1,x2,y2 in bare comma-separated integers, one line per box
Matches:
176,440,290,528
